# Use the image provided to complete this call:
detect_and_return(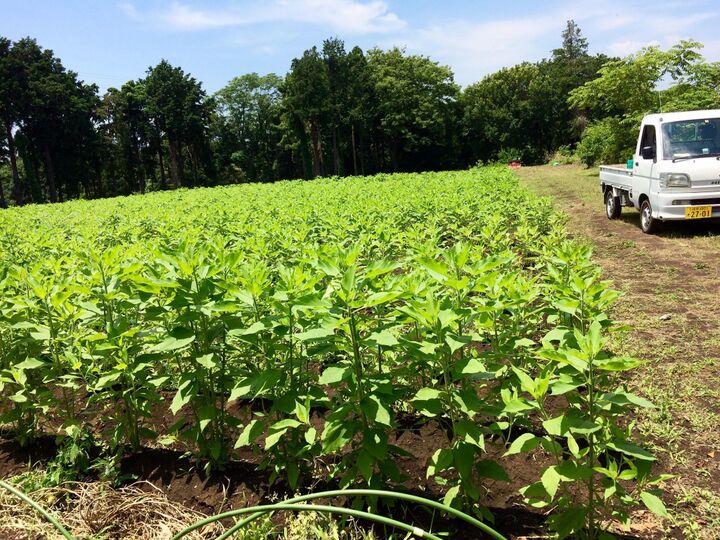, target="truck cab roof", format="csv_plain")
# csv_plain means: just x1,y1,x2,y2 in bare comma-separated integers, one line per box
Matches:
643,109,720,124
